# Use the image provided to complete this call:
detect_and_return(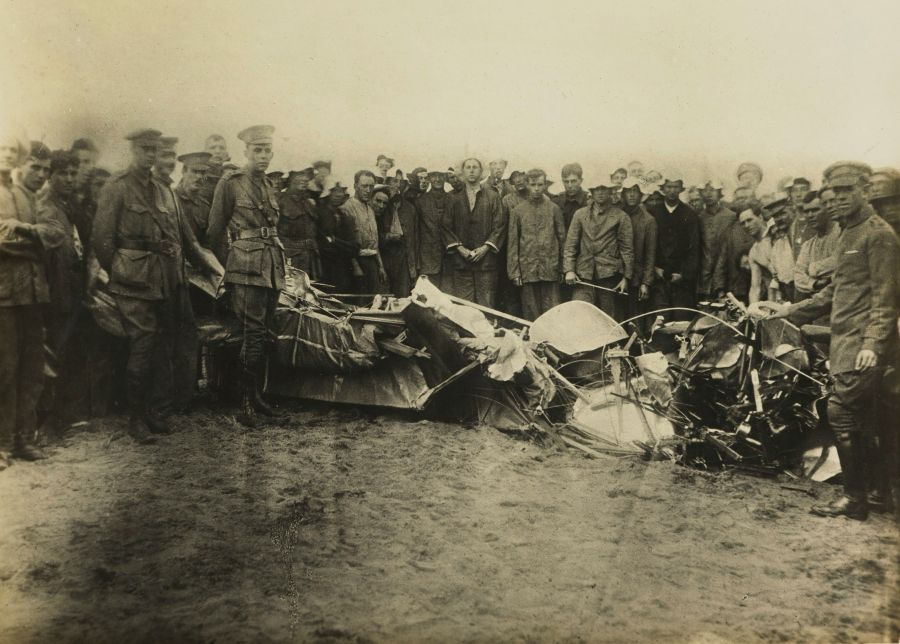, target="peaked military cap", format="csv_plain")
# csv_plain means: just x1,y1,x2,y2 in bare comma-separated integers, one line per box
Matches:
178,151,212,168
868,168,900,201
823,161,872,188
237,125,275,145
125,128,162,144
